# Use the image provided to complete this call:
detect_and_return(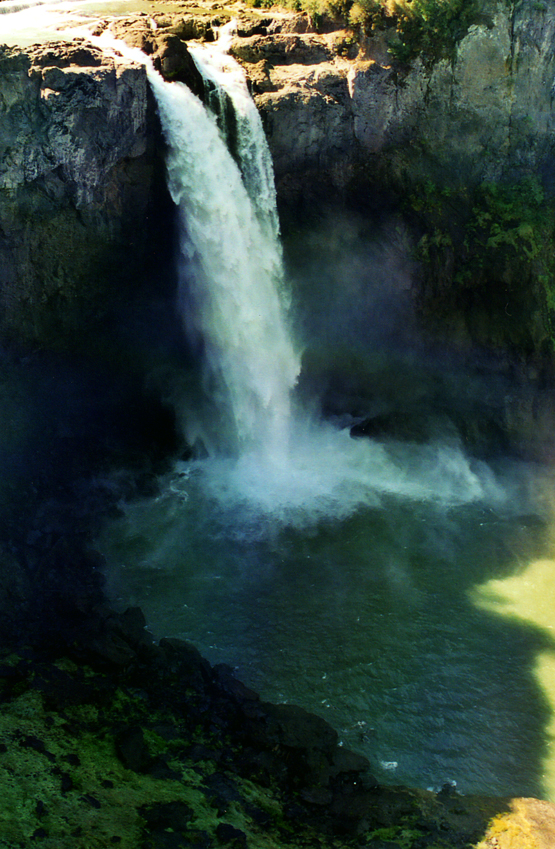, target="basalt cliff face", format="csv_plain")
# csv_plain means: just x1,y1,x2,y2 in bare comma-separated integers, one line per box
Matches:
241,2,555,207
232,0,555,370
0,40,166,346
2,0,555,358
